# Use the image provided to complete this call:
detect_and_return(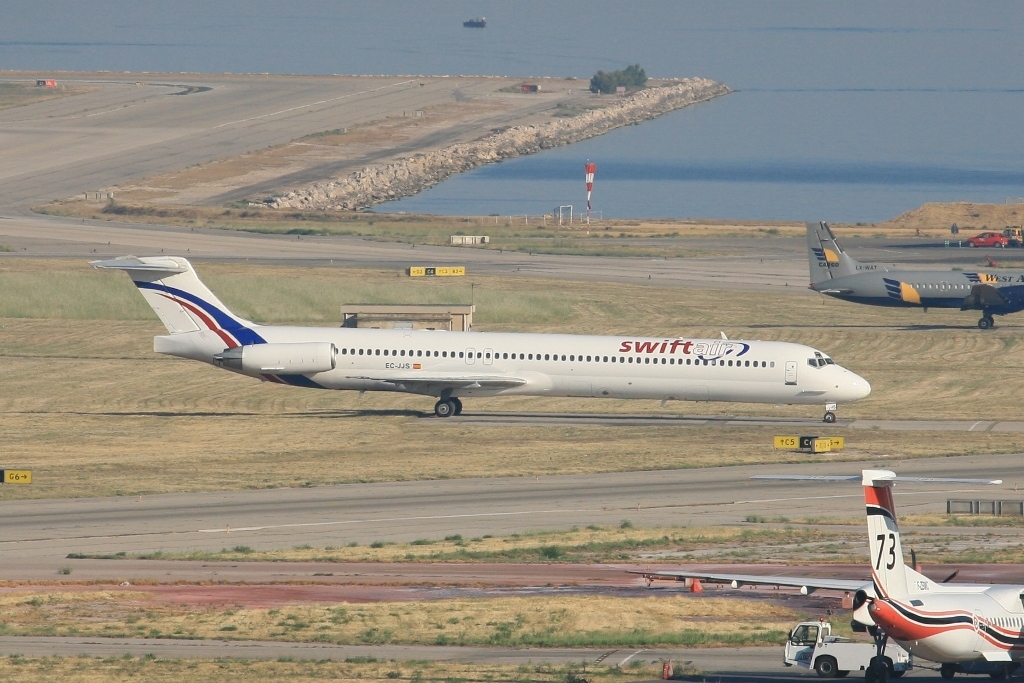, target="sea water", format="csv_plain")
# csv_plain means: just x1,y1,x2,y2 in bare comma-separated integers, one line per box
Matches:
3,0,1022,222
